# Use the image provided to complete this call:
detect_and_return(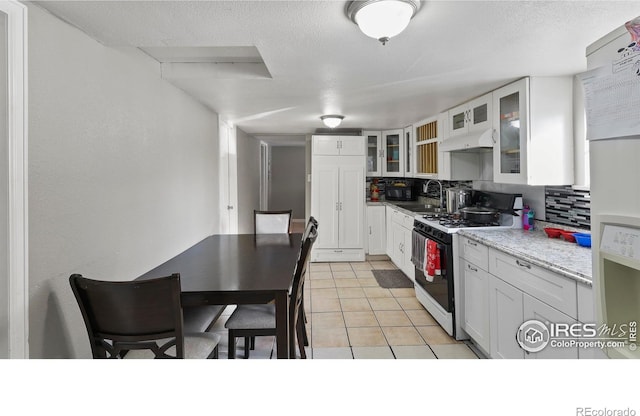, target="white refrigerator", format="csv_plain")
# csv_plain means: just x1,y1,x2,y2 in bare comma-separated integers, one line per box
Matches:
585,16,640,359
